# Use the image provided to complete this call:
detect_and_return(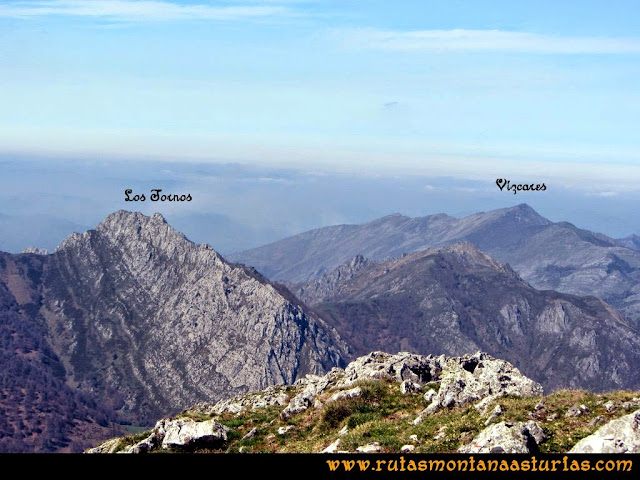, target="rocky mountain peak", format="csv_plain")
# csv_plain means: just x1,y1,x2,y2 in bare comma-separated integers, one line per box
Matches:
504,203,551,225
435,241,520,278
13,210,349,426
